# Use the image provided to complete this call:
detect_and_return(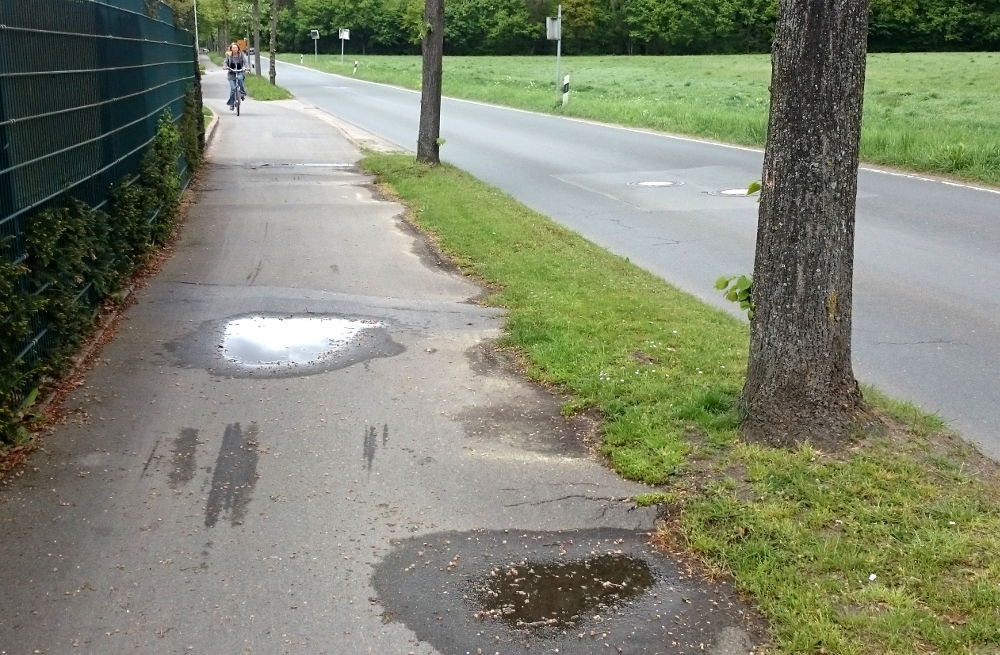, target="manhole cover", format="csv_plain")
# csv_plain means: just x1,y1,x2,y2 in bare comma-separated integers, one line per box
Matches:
629,180,682,188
